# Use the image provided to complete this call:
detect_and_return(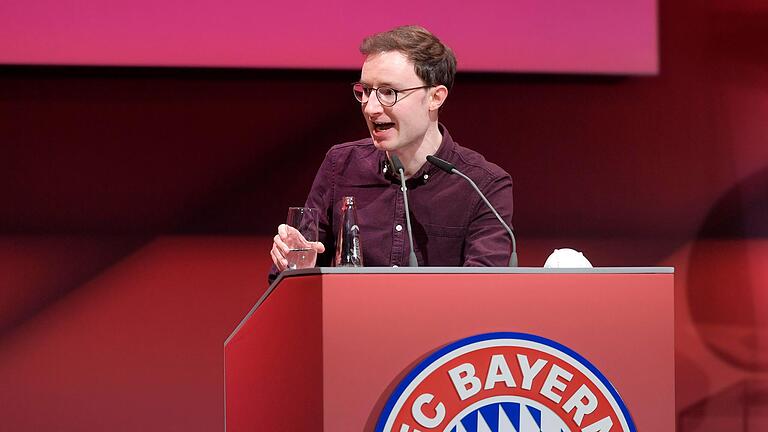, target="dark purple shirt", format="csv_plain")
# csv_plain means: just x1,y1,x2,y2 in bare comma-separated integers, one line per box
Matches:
271,125,513,279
